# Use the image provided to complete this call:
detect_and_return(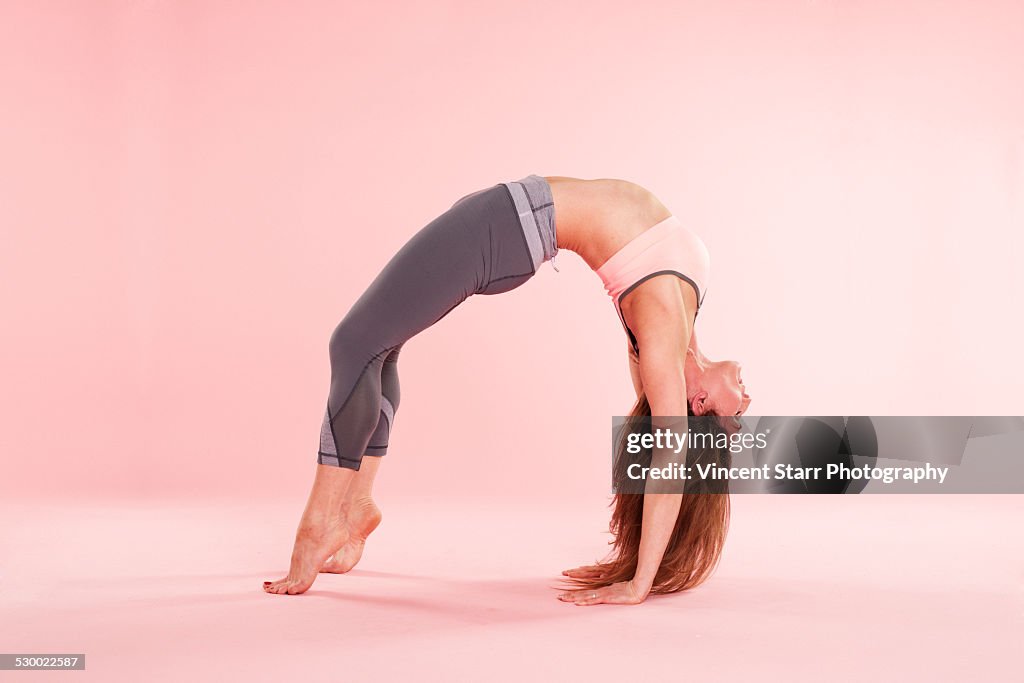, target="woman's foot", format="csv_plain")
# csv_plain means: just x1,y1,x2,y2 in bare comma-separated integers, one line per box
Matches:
320,497,382,574
264,514,349,595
